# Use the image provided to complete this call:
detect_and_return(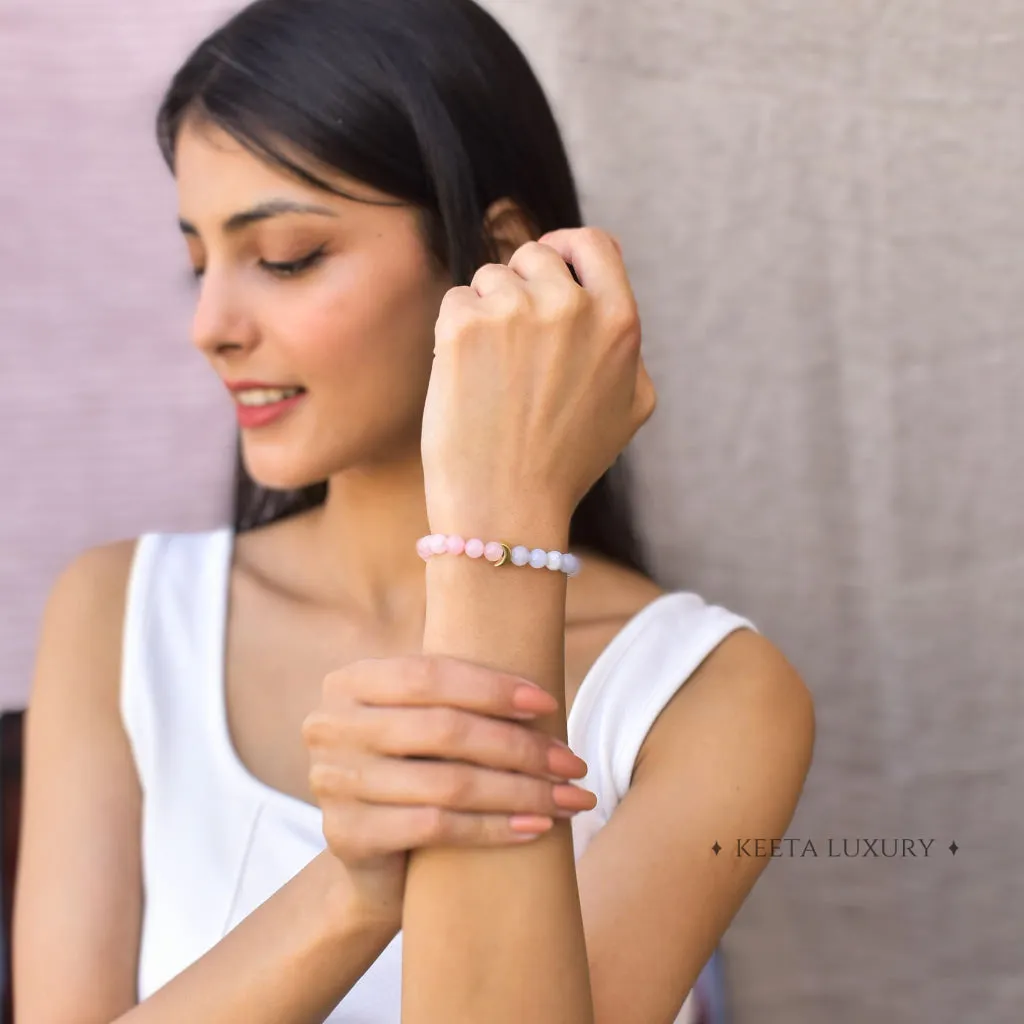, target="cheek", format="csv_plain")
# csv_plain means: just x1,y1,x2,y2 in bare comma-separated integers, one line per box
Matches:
269,272,381,376
279,258,442,382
